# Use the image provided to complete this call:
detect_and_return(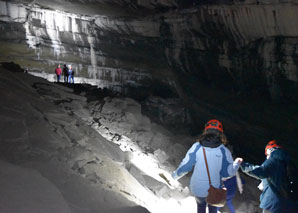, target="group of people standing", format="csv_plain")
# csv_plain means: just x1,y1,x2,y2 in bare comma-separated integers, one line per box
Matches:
172,119,297,213
55,64,75,83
